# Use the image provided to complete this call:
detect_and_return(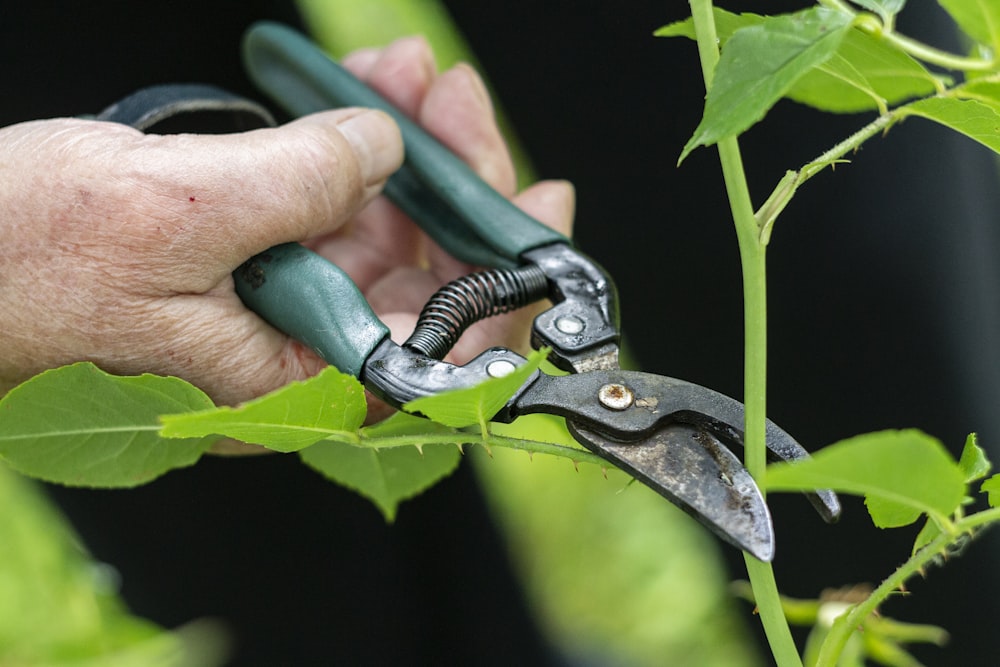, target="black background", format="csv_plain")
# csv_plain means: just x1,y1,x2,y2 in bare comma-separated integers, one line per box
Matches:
3,1,999,664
